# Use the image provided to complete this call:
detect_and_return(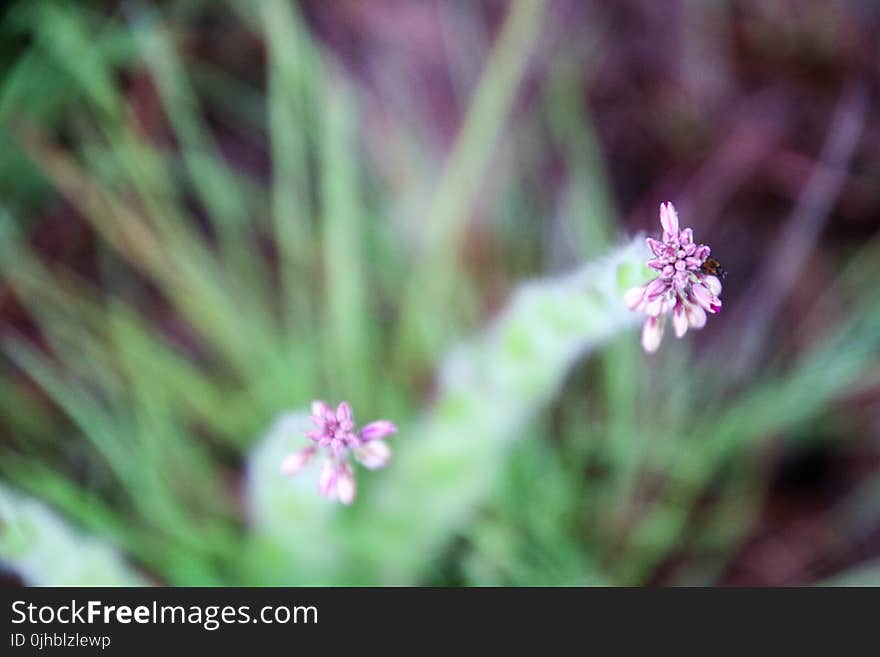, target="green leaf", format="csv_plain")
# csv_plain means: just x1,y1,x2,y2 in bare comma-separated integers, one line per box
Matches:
0,483,147,586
